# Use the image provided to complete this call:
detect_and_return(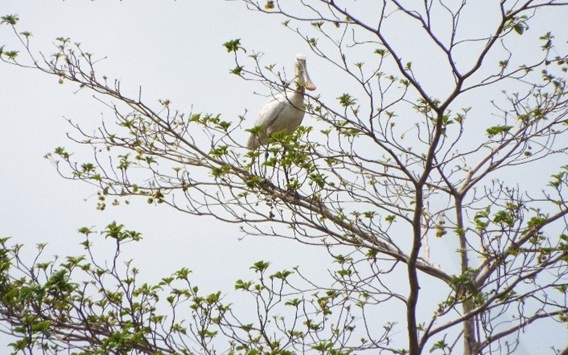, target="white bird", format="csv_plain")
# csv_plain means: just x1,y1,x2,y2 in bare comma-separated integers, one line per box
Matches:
246,54,316,150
